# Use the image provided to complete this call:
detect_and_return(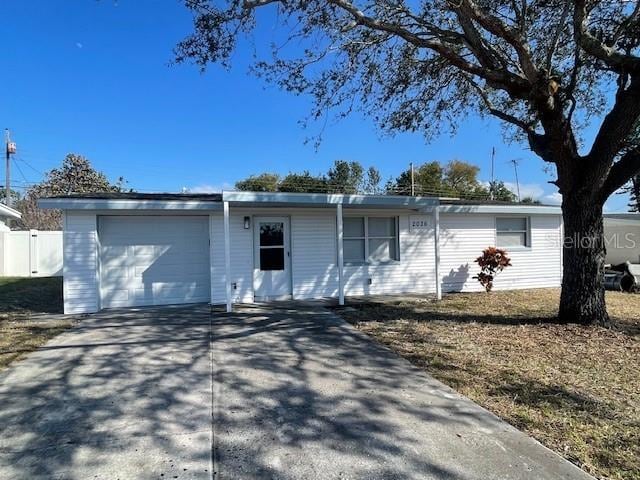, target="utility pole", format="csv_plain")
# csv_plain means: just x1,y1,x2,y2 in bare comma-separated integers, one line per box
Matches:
410,162,415,196
4,129,16,207
510,159,521,202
